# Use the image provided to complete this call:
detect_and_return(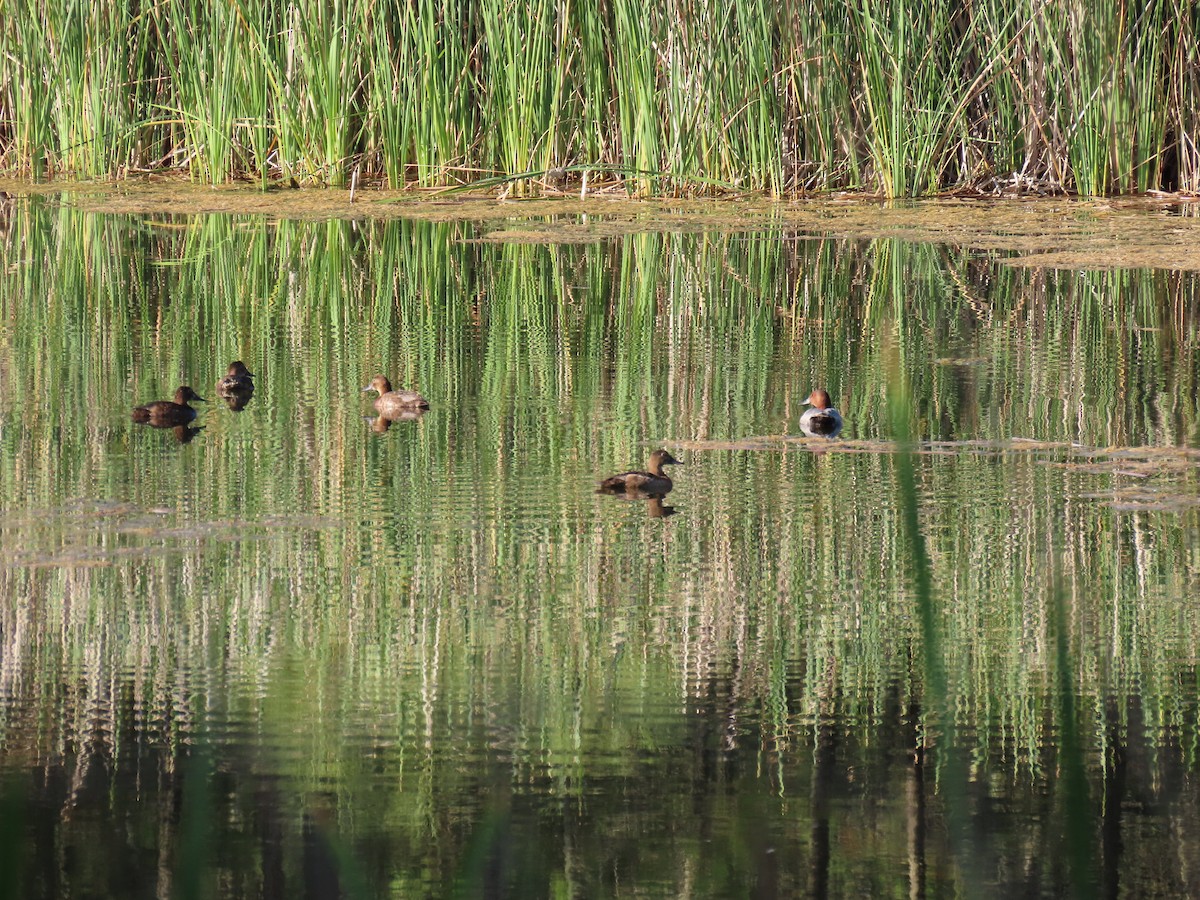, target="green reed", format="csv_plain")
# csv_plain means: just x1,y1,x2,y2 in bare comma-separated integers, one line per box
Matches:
3,1,157,178
478,0,562,190
851,0,943,197
154,1,240,183
3,0,1197,195
608,0,659,196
